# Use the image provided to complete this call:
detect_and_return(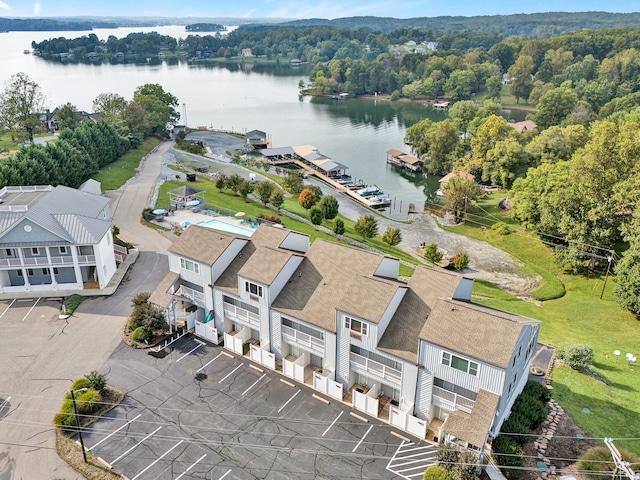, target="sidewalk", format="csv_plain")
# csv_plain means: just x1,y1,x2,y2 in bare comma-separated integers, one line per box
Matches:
0,249,139,301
